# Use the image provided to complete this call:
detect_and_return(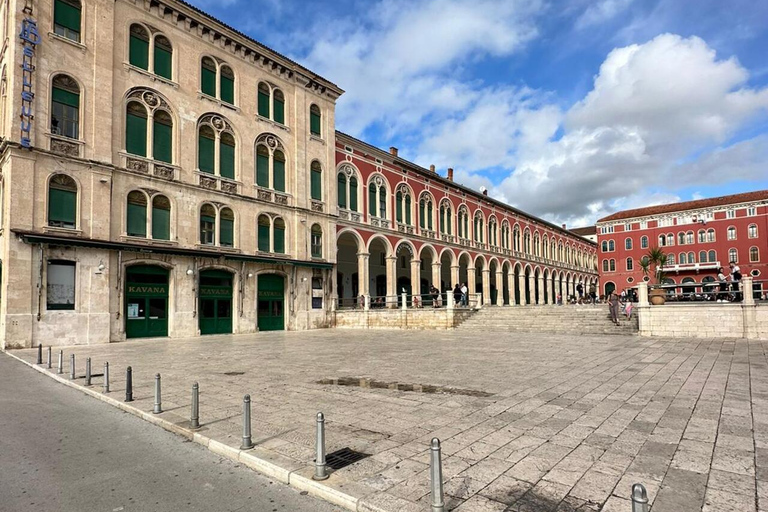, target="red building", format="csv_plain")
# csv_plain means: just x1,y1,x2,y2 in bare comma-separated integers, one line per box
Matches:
596,190,768,298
